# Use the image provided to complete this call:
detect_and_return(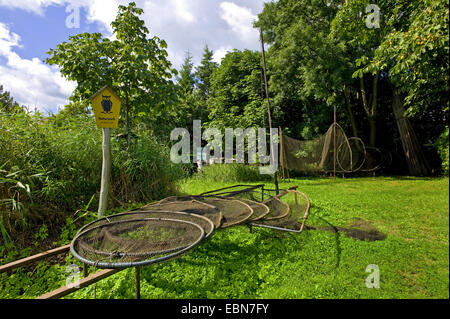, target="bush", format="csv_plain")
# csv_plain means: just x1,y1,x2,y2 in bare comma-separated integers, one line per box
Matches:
195,163,273,183
435,126,449,175
111,130,187,203
0,108,186,248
